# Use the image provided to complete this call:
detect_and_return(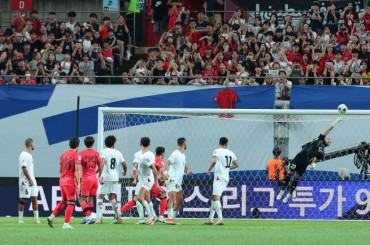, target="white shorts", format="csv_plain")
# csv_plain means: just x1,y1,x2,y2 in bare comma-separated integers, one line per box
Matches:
166,179,182,193
19,185,38,198
212,179,228,196
98,181,120,195
137,178,154,192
